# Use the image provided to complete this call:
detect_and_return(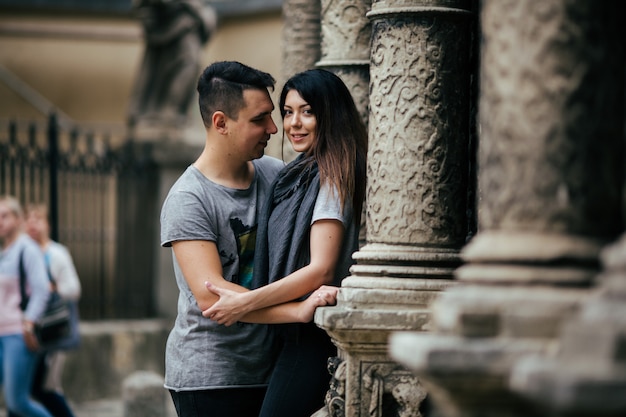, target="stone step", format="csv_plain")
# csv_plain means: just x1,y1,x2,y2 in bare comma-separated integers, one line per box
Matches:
1,319,173,415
